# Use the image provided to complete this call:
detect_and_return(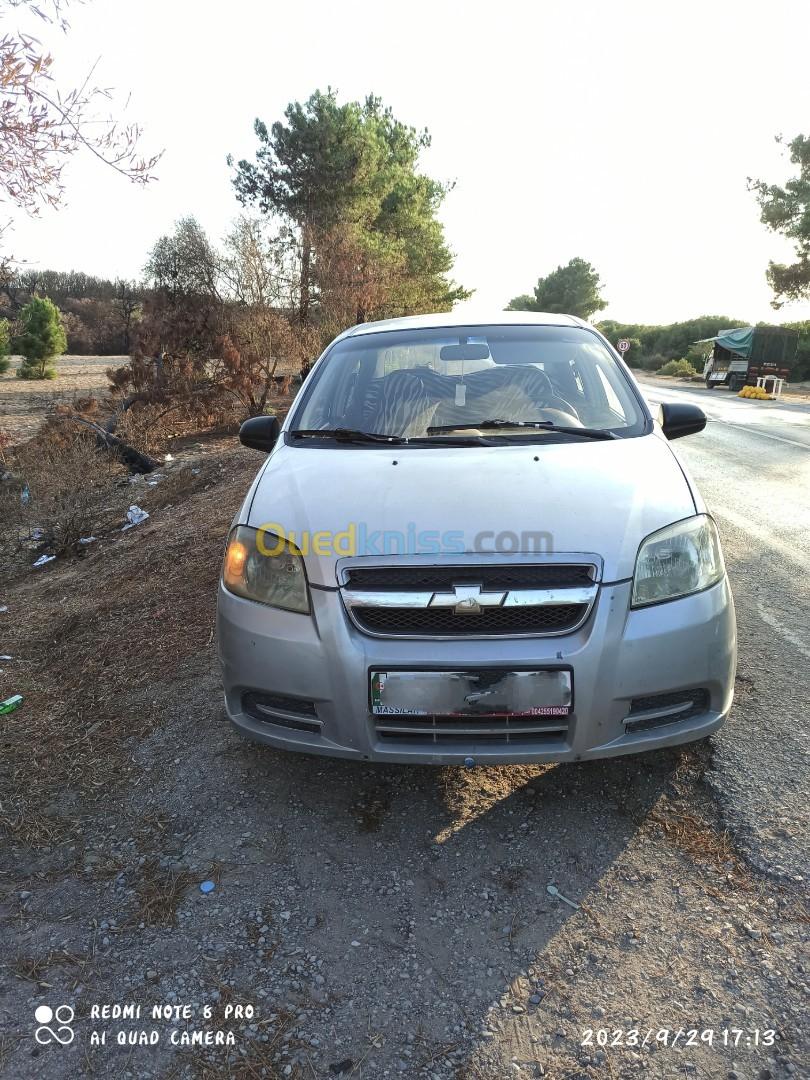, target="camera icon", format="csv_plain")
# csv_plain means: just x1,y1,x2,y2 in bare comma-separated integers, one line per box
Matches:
34,1005,75,1046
